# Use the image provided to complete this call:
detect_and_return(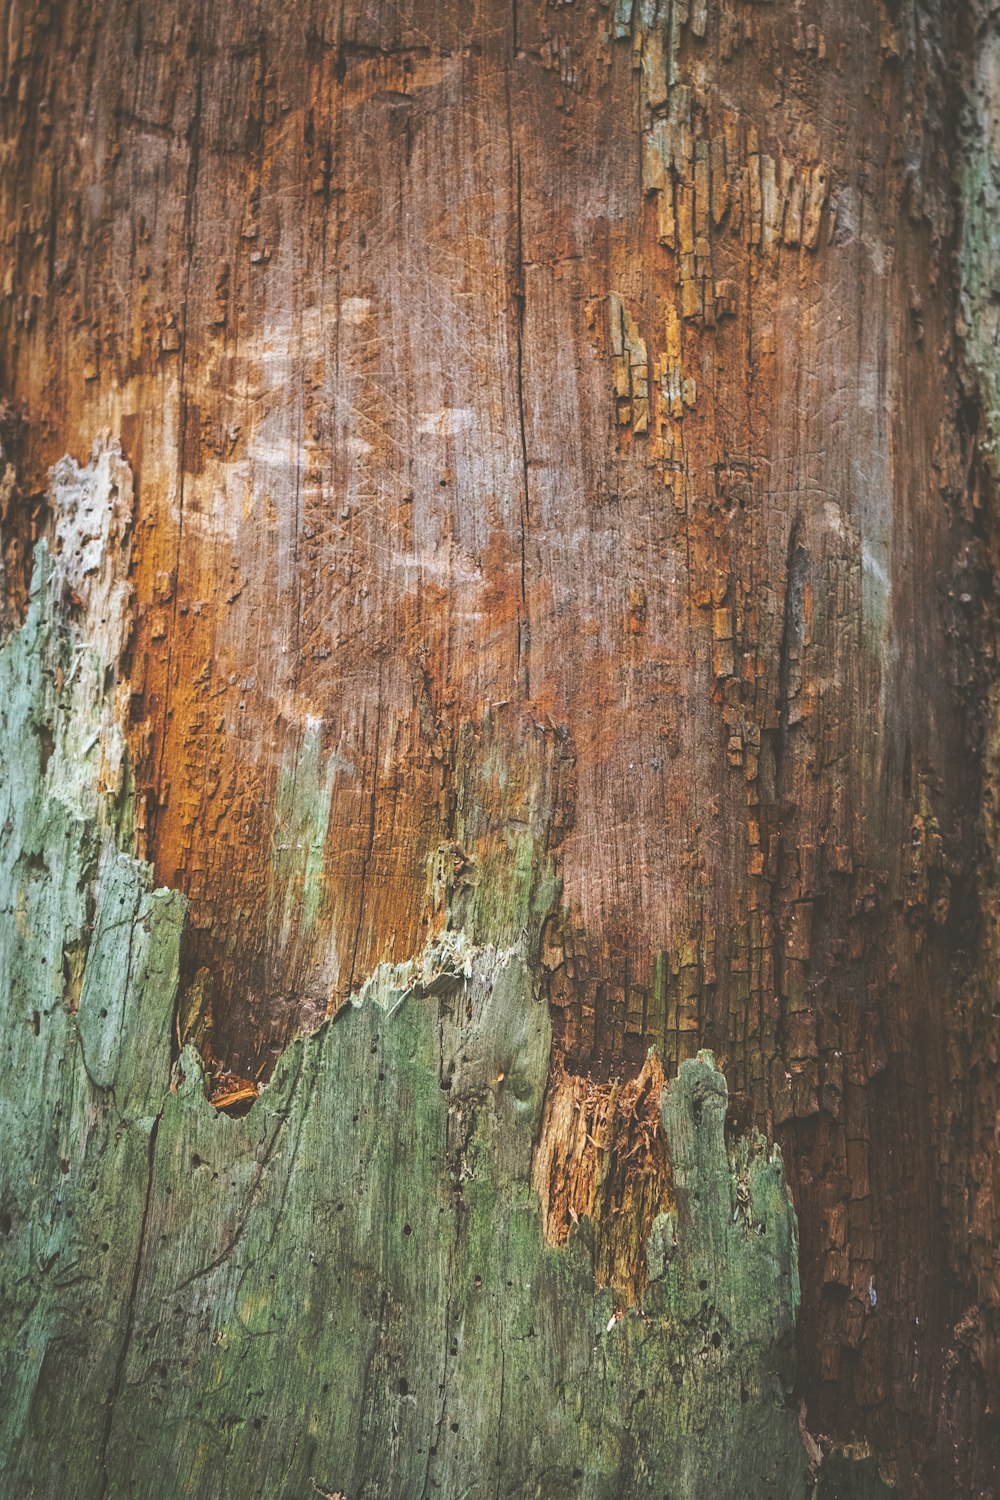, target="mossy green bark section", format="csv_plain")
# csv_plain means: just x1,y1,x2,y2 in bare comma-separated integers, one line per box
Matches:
0,545,869,1497
962,22,1000,476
